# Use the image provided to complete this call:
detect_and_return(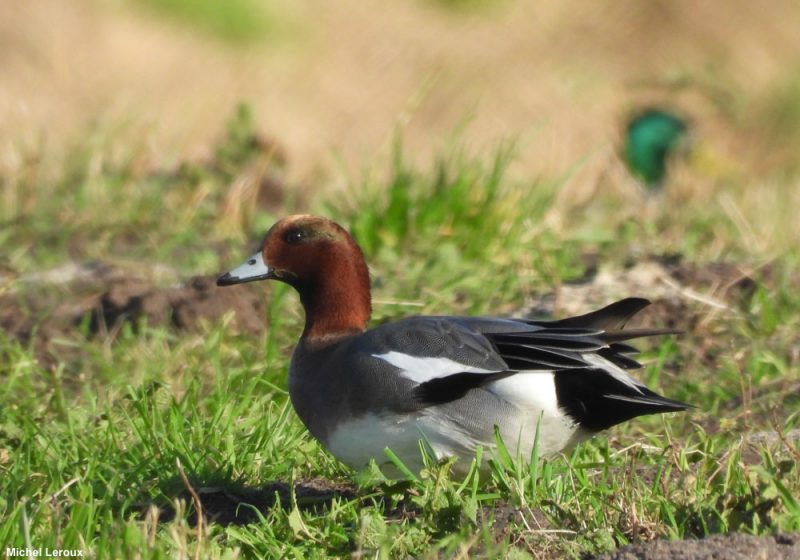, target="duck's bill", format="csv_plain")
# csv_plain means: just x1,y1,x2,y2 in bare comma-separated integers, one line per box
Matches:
217,252,271,286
